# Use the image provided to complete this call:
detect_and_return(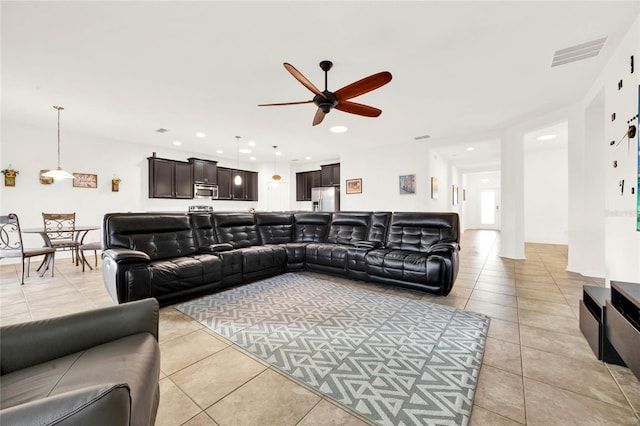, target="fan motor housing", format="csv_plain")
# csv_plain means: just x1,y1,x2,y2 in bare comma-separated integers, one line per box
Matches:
314,91,338,113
